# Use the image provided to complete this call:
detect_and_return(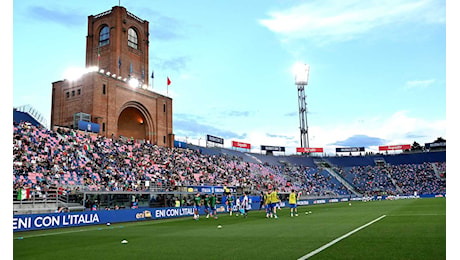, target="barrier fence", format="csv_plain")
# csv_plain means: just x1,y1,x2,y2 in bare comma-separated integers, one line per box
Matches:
13,194,444,232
